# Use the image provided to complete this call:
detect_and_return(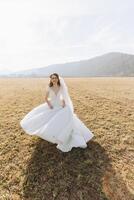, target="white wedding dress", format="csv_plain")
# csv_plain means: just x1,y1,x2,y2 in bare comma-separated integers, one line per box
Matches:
20,85,94,152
